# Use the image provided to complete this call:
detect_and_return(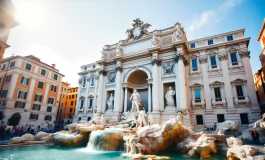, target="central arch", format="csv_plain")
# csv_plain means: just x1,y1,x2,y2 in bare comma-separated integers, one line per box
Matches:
127,70,148,85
